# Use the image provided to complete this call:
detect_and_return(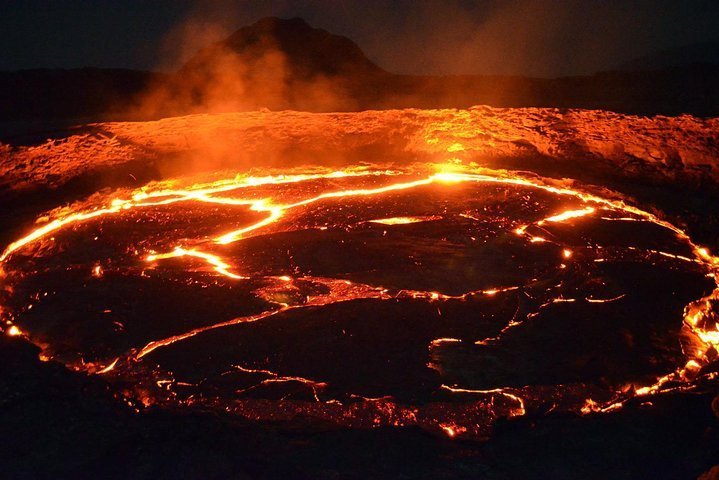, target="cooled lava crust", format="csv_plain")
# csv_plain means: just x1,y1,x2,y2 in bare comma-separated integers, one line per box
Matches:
2,163,717,439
